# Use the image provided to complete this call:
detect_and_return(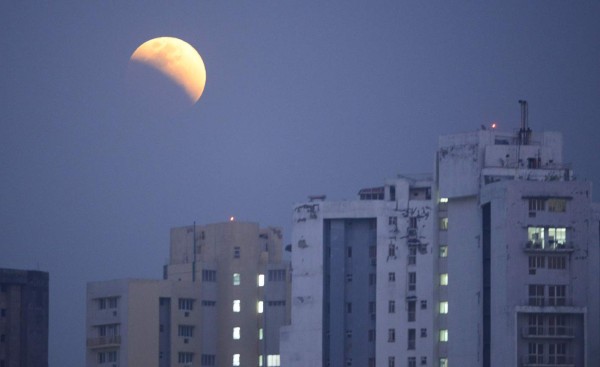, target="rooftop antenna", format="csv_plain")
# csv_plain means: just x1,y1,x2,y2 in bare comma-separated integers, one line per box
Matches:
518,100,531,145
